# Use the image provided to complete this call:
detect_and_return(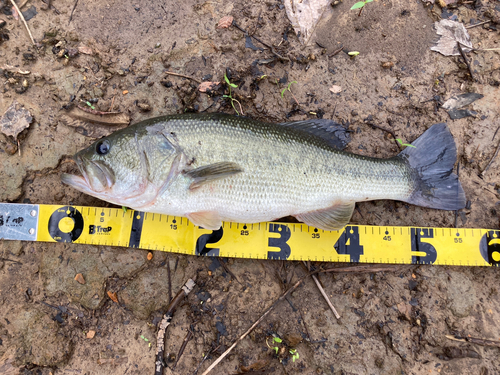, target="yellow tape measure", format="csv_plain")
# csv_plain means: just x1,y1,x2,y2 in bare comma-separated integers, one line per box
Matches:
1,203,499,266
